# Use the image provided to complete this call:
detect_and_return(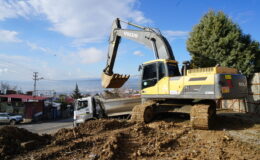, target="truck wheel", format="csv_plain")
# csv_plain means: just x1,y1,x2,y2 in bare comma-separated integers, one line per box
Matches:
98,110,106,118
143,106,154,123
10,119,16,125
